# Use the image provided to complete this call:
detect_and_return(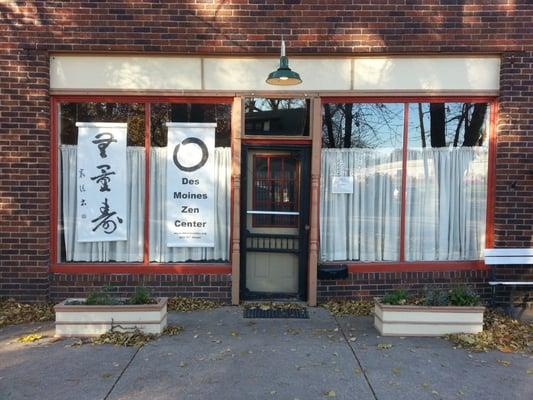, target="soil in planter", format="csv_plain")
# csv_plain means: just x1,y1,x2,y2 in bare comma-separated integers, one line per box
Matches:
447,310,533,353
